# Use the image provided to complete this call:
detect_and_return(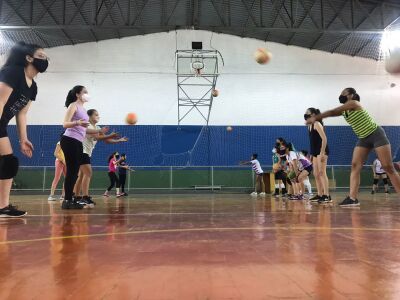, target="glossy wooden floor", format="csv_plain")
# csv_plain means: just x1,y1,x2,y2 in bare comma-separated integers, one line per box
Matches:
1,192,400,300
